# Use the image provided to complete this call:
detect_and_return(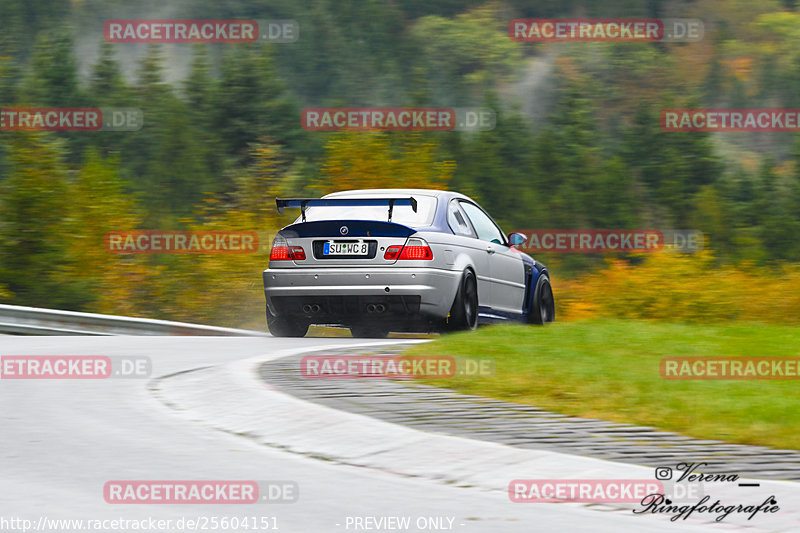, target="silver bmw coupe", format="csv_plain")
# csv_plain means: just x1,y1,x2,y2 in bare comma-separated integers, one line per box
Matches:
263,189,554,337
